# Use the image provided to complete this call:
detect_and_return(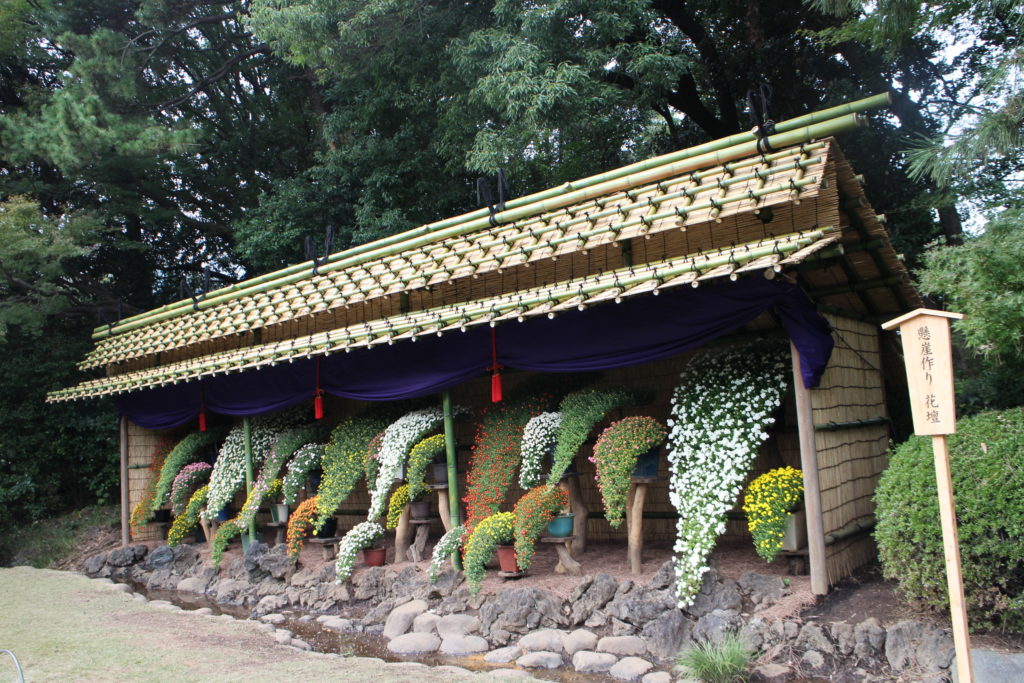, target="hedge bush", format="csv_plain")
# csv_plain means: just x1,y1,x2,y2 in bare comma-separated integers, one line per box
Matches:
875,407,1024,630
